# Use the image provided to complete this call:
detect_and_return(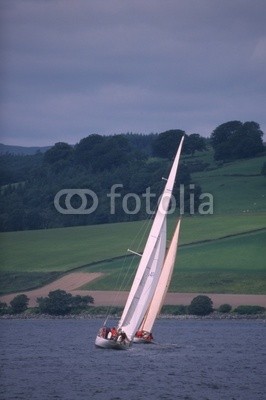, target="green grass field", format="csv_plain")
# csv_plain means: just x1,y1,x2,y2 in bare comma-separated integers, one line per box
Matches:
0,152,265,295
80,229,266,294
1,213,265,273
192,154,266,214
0,213,265,295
